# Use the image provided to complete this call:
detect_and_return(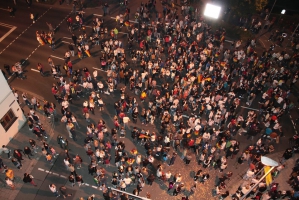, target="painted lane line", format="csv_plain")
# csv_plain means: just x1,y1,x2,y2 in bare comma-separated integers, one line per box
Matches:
36,168,99,190
61,41,72,45
240,106,259,111
0,22,14,28
0,8,9,12
50,55,65,60
0,26,17,42
0,8,52,55
93,14,103,17
92,67,106,73
63,37,72,40
31,68,40,72
85,25,93,28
